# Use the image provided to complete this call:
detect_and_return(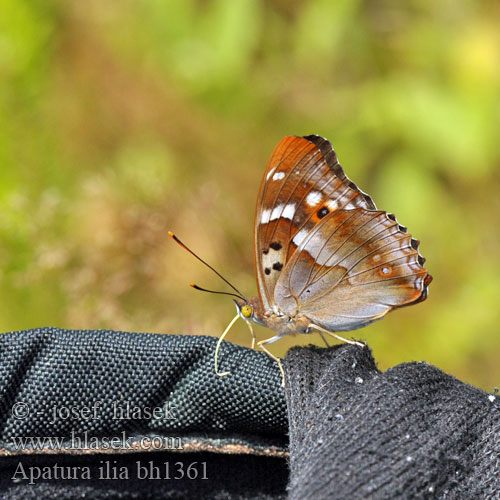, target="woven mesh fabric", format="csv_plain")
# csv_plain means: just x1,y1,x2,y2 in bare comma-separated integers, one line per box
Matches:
0,327,288,499
284,344,500,500
0,327,286,444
